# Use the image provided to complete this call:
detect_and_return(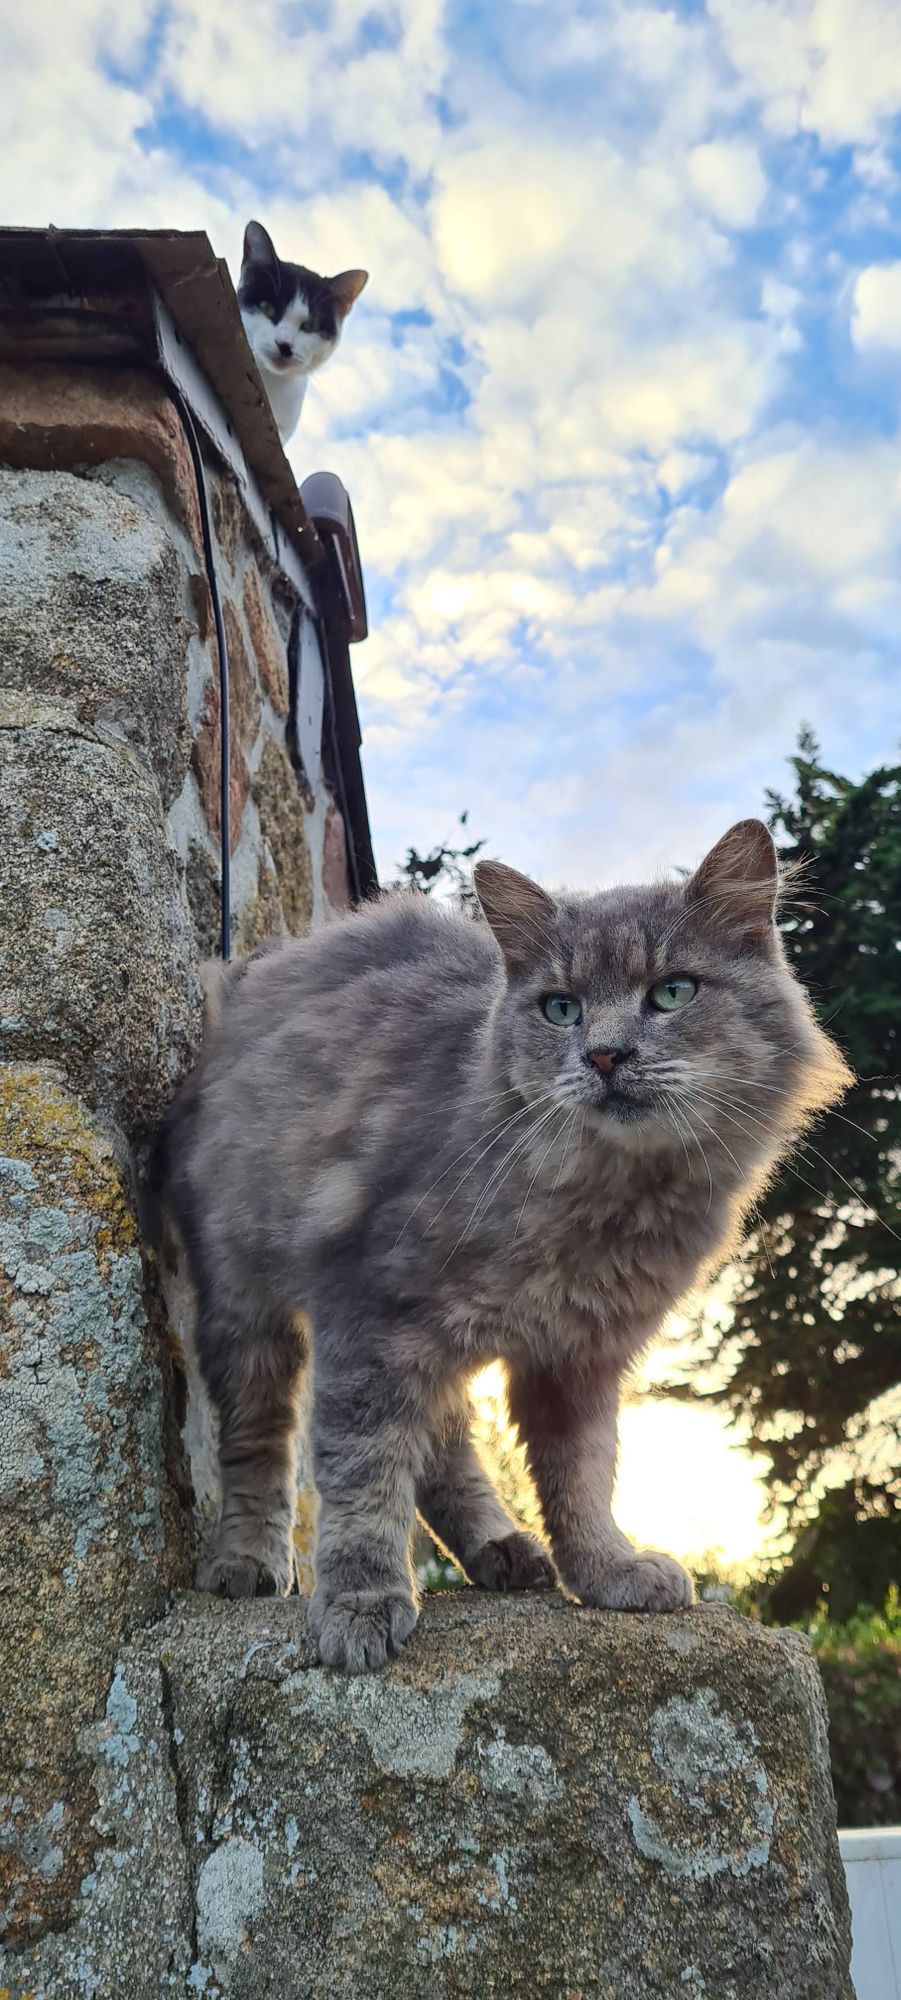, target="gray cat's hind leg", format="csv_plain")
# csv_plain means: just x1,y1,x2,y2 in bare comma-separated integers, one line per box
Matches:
196,1303,307,1600
417,1393,557,1593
